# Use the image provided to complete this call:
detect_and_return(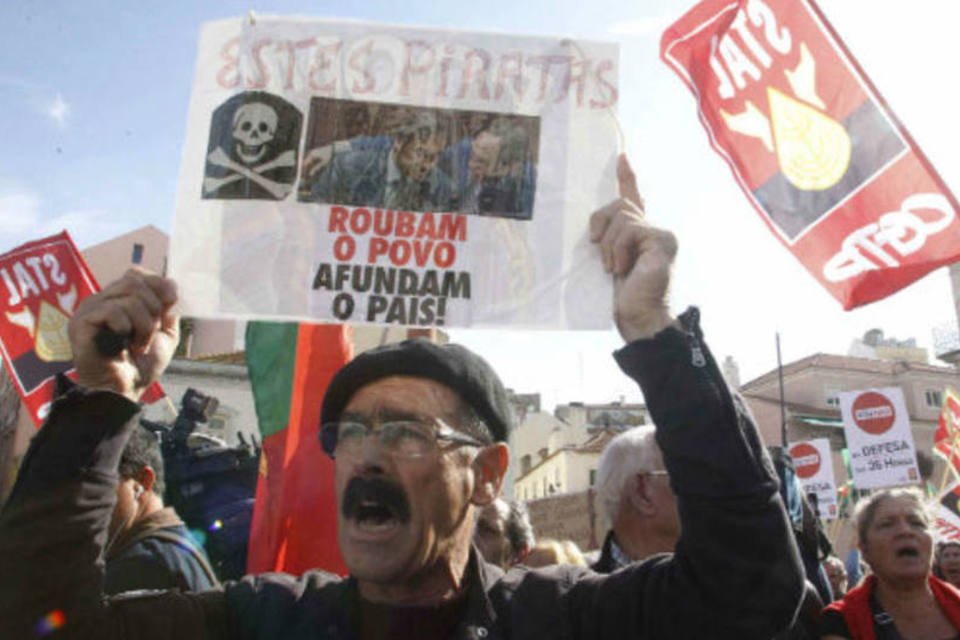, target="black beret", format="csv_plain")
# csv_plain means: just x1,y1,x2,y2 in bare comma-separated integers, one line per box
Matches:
320,338,512,449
